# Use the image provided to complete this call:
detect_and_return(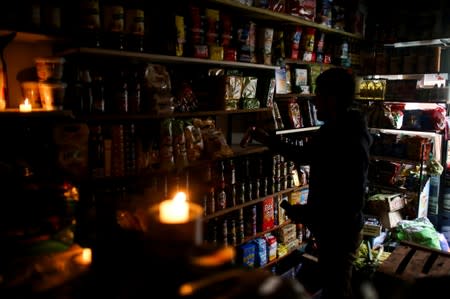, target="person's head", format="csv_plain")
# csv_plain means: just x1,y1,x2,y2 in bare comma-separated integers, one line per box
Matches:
313,68,355,121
